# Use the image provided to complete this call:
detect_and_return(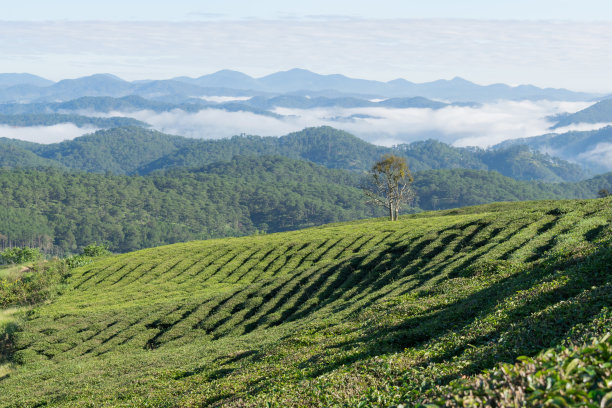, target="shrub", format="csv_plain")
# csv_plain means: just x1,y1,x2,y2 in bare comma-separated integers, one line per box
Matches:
81,243,110,257
429,333,612,407
0,247,42,265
